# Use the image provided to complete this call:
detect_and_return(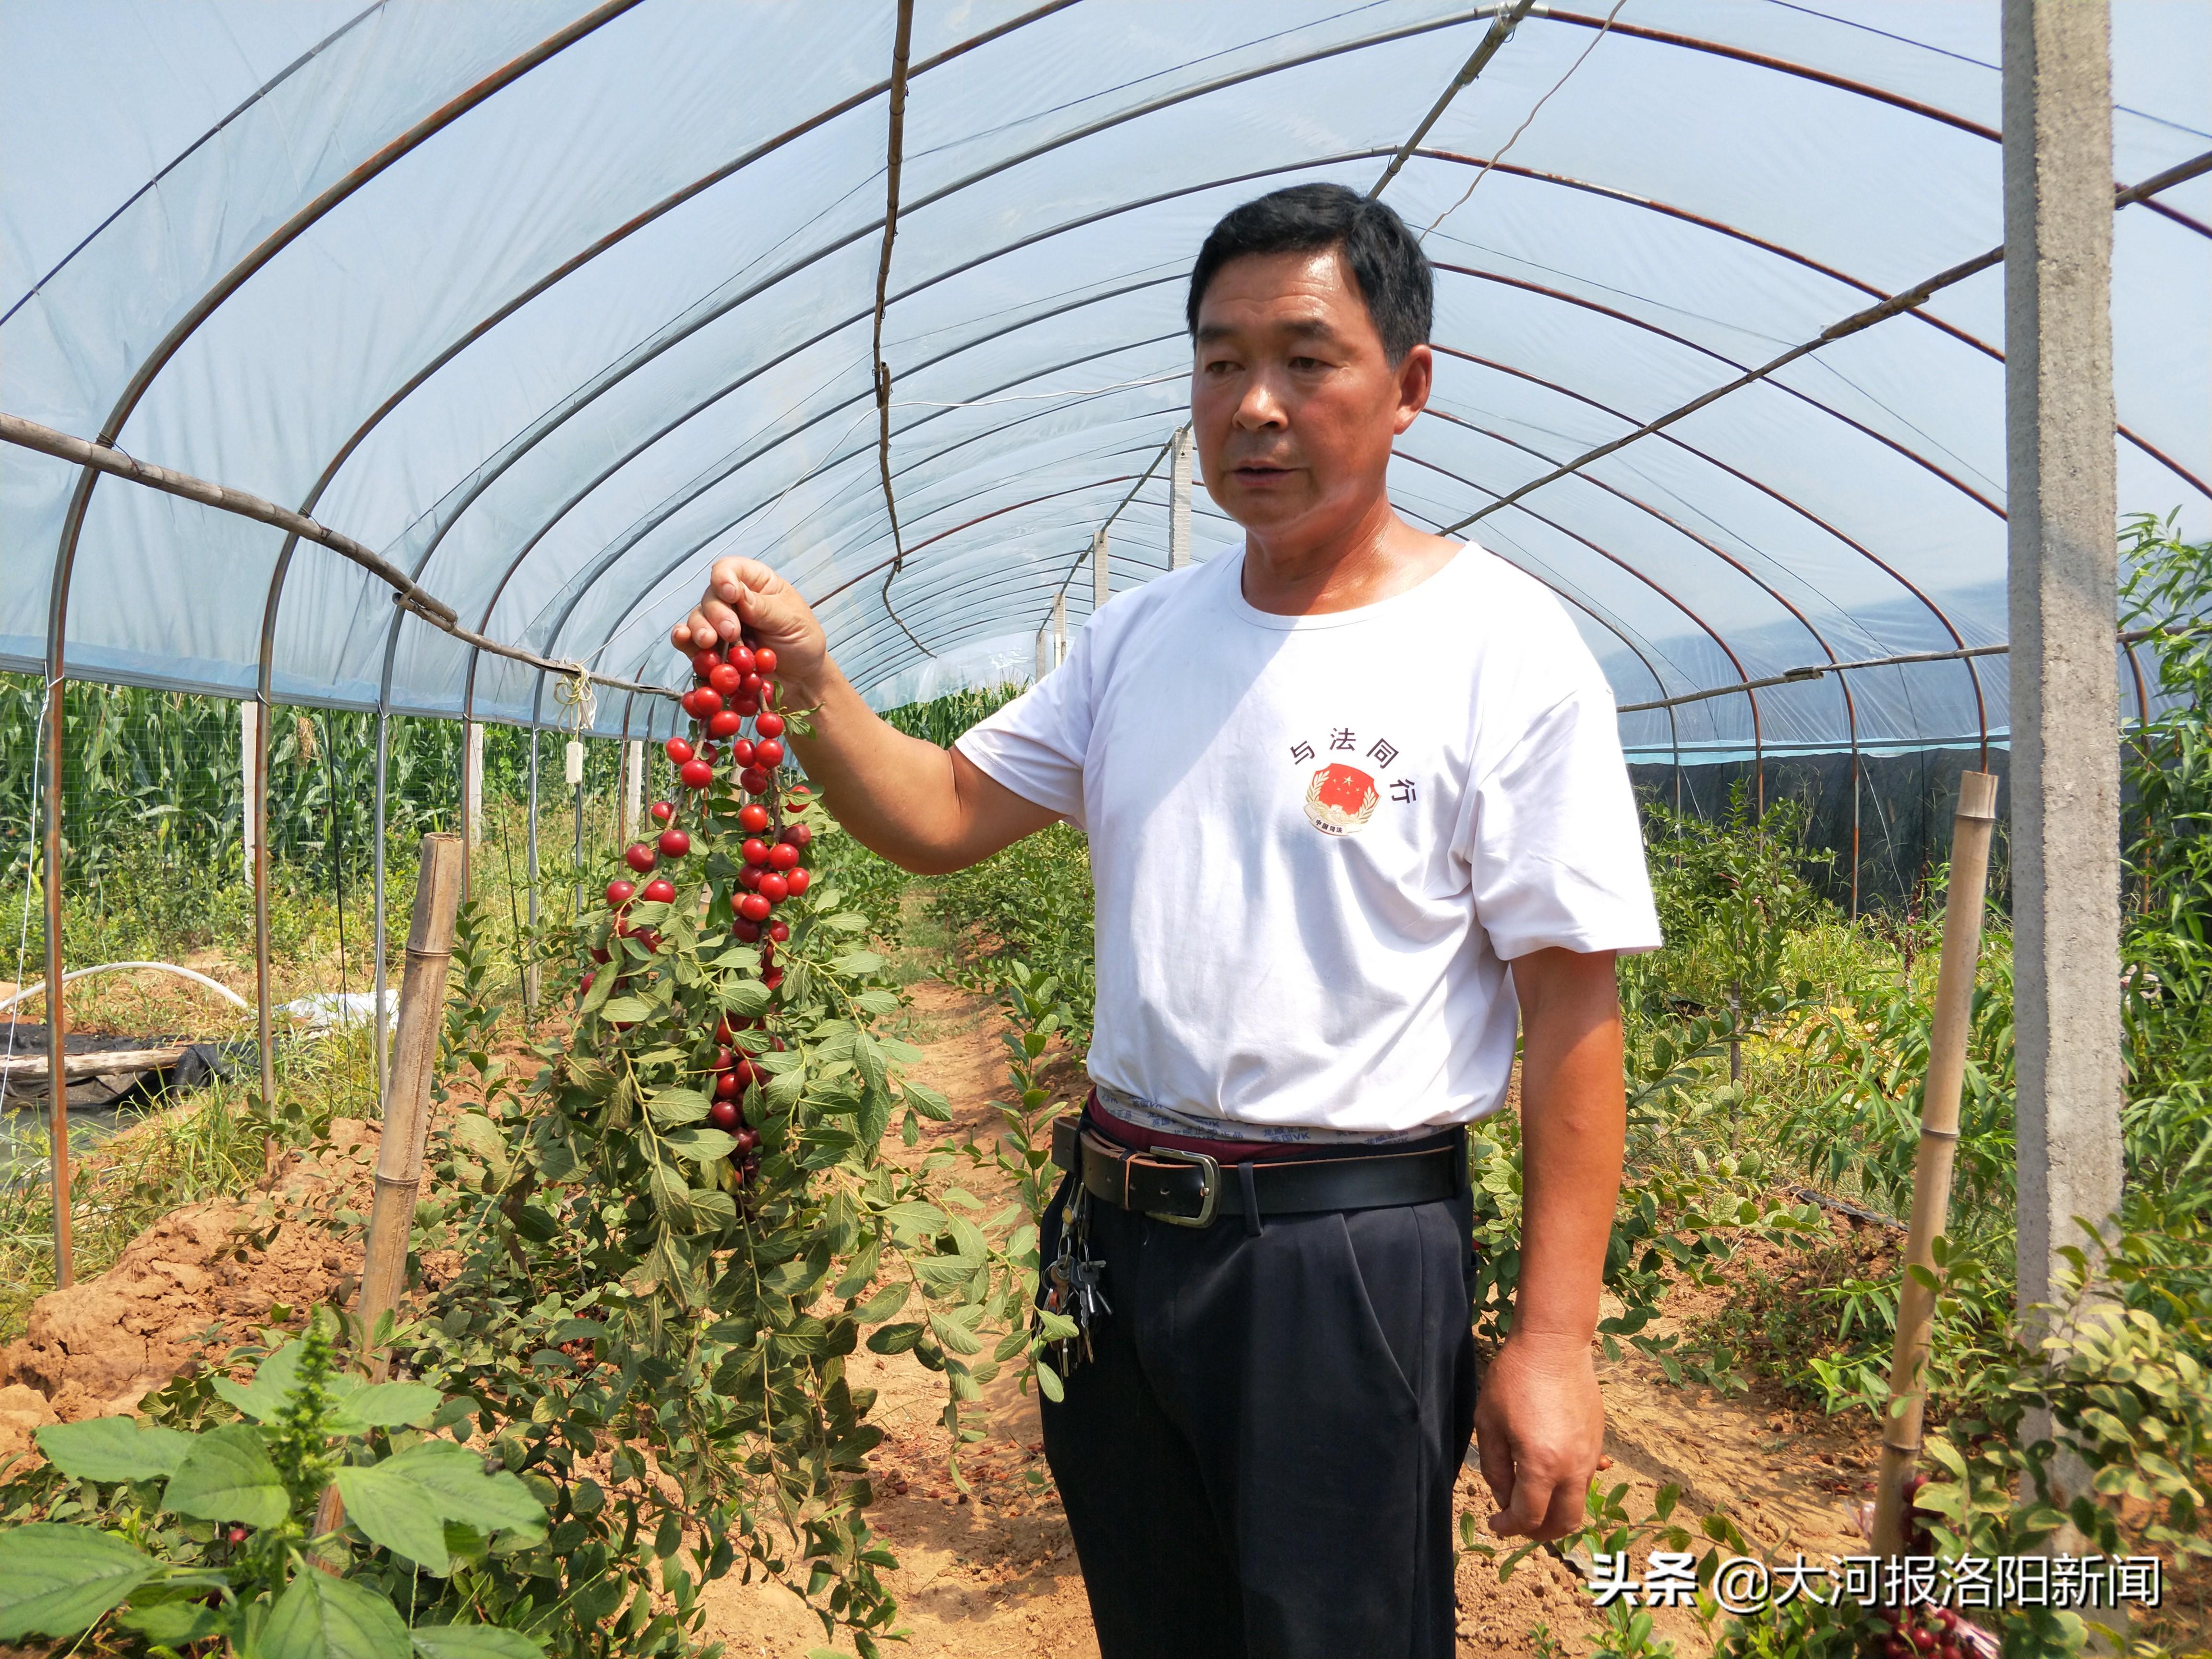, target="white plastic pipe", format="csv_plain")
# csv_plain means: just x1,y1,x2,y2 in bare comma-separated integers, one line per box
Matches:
0,961,253,1020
